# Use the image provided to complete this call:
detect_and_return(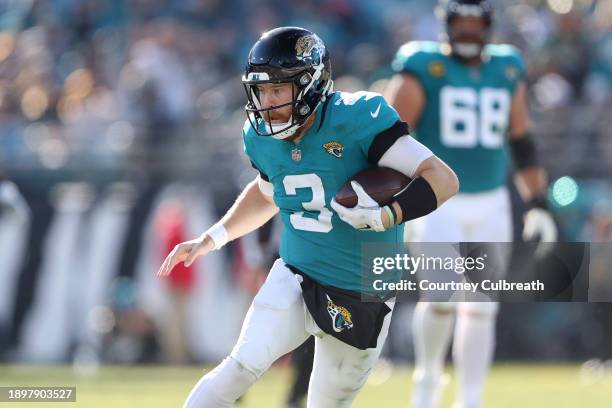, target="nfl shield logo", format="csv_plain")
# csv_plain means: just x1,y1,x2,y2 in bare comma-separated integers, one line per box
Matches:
291,148,302,162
